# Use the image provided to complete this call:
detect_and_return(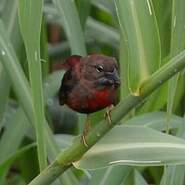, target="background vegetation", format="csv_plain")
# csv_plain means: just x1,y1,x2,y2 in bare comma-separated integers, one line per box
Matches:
0,0,185,185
